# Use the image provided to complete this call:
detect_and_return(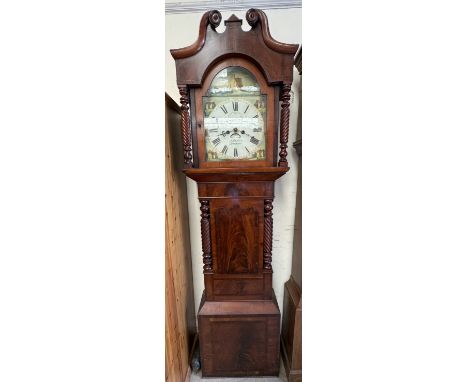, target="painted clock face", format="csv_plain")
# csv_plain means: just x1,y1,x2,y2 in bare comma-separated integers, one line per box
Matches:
203,66,267,161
